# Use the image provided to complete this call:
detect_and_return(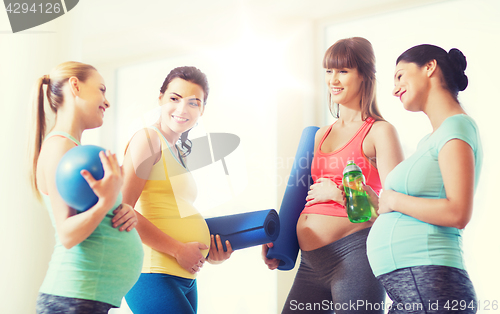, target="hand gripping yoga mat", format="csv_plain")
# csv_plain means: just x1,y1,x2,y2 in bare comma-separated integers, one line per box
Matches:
266,126,319,270
205,209,280,252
